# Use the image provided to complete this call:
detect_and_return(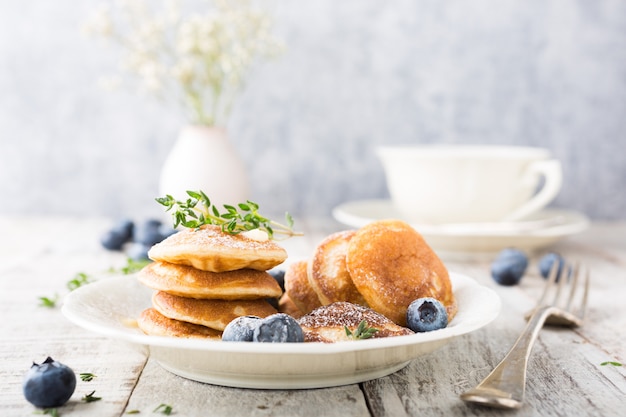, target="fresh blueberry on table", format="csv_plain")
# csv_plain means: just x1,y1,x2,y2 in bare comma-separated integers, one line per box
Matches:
133,219,164,246
253,313,304,343
406,297,449,332
100,218,134,250
222,316,262,342
491,248,529,286
126,242,151,261
538,252,566,280
23,357,76,408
